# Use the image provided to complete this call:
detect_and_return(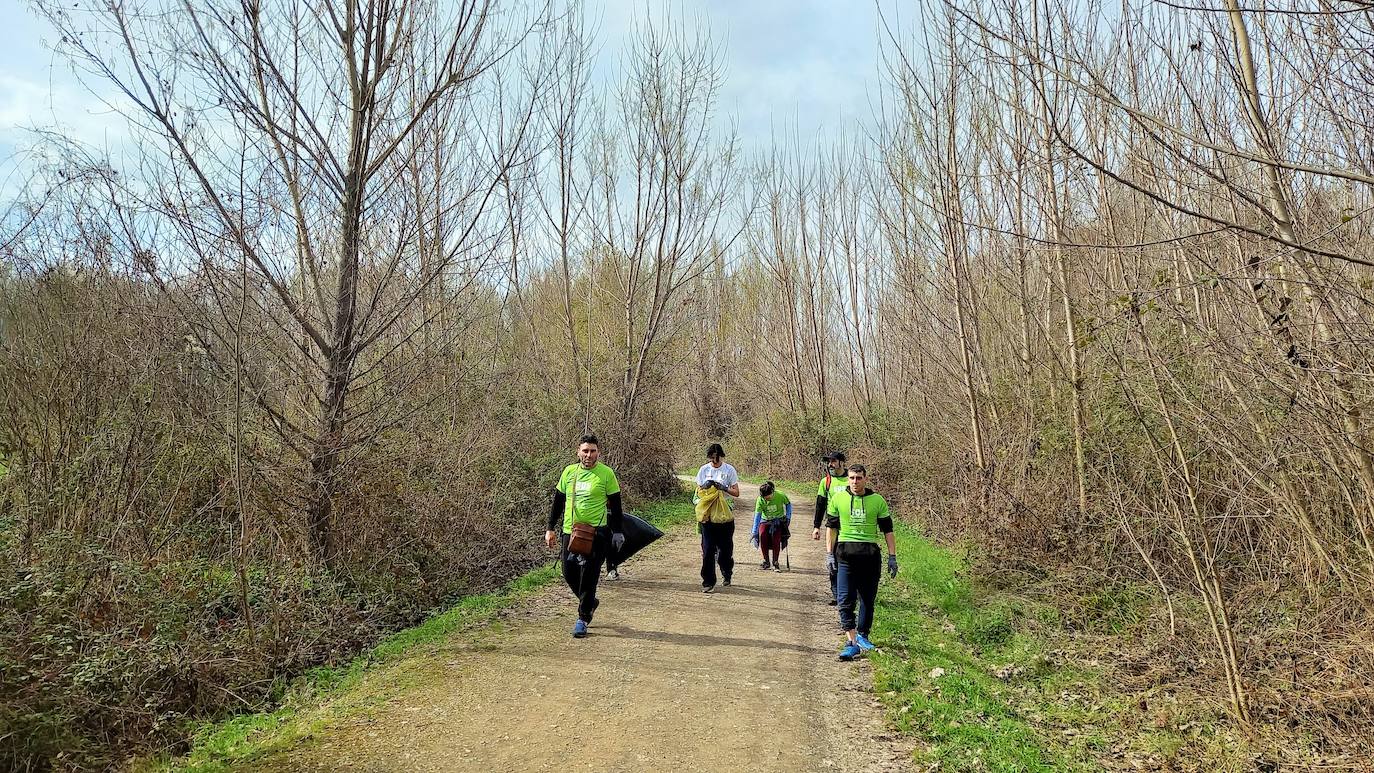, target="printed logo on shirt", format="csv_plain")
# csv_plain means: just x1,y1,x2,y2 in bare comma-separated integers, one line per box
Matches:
574,472,594,503
851,501,869,524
